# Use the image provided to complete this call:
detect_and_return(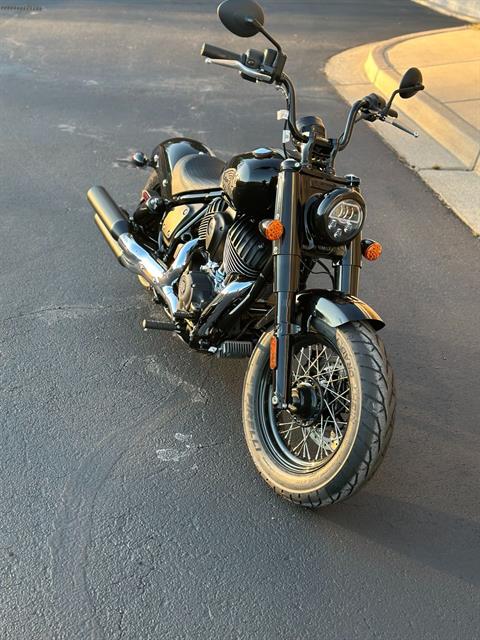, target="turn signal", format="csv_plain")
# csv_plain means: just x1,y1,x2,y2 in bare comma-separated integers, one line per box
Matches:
259,219,284,241
270,336,278,370
361,239,383,261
